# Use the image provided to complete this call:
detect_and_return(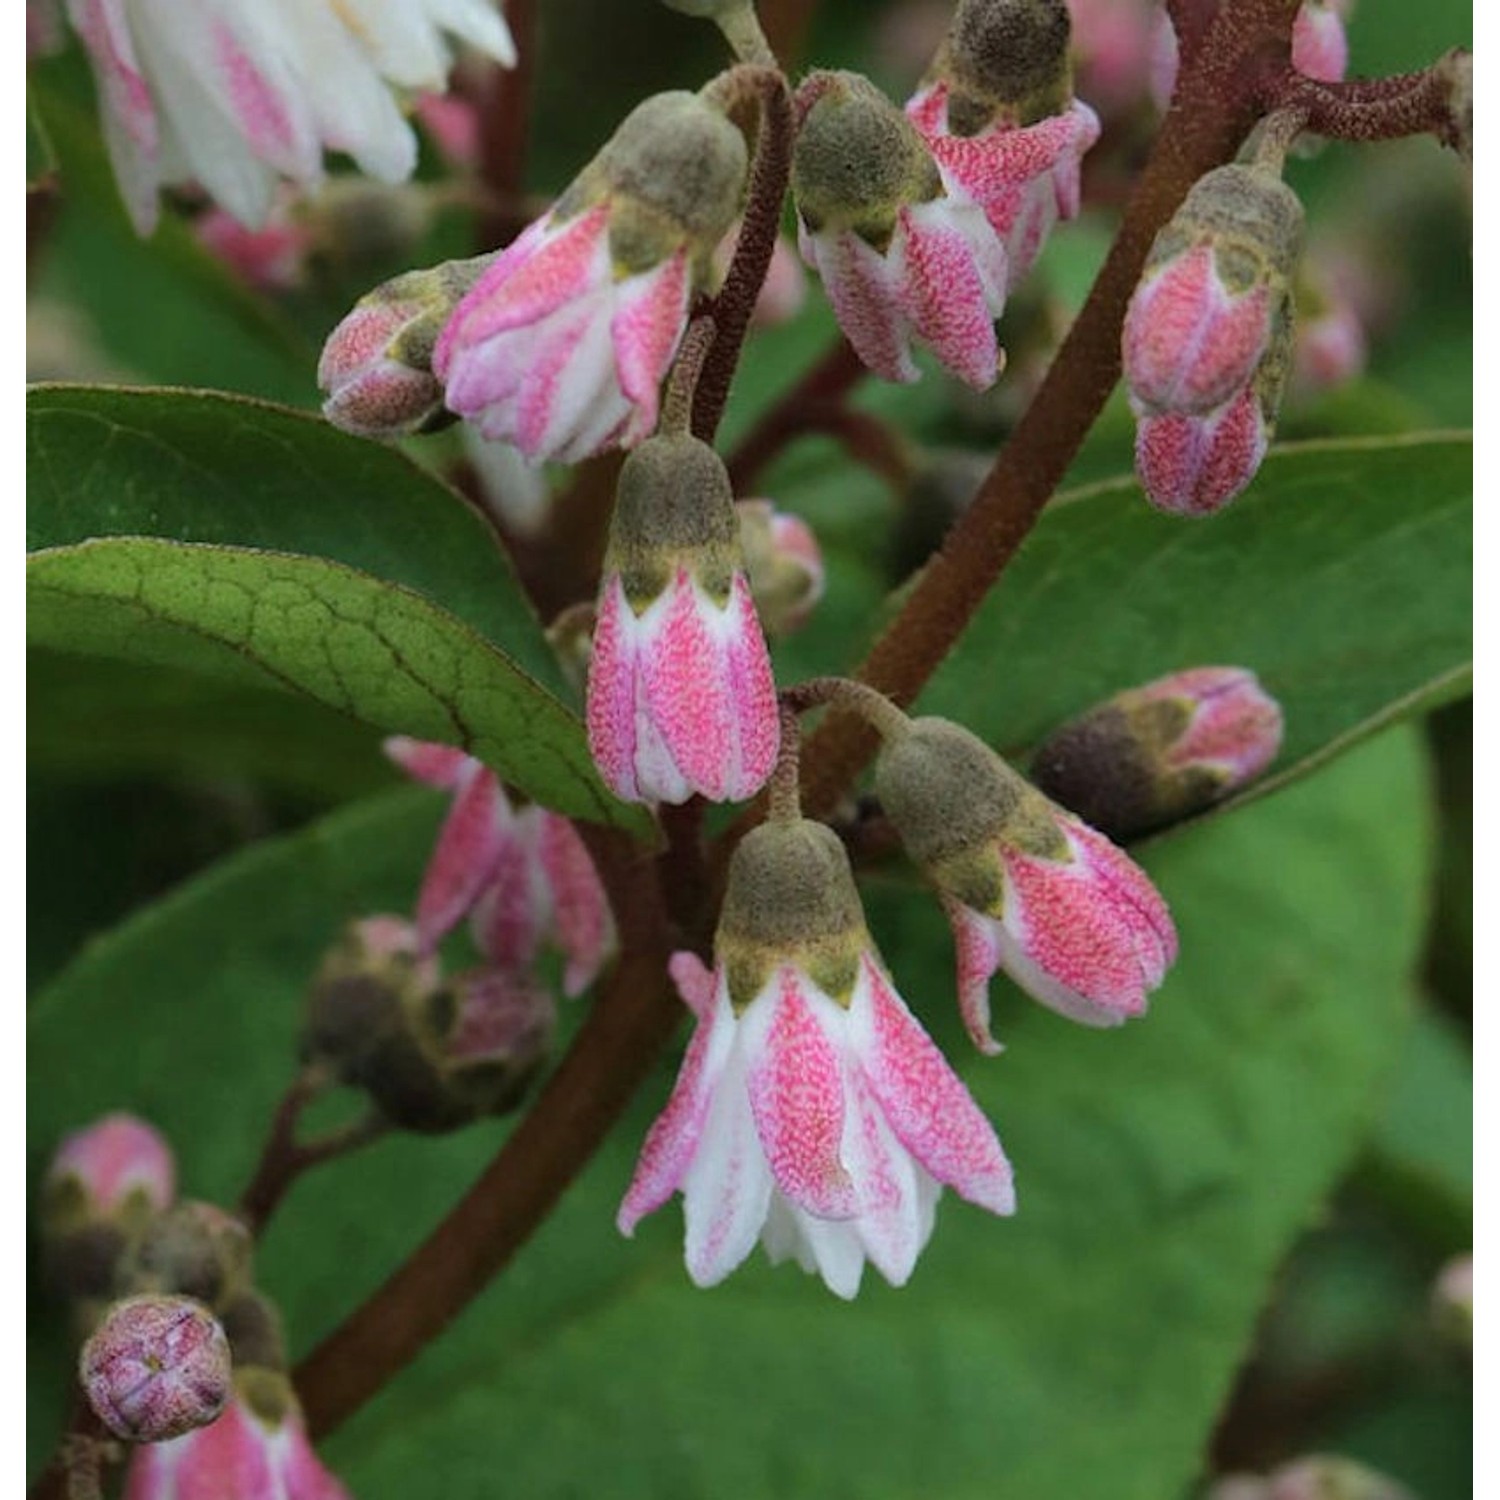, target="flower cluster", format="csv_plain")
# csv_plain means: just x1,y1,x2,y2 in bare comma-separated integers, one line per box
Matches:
57,0,515,234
